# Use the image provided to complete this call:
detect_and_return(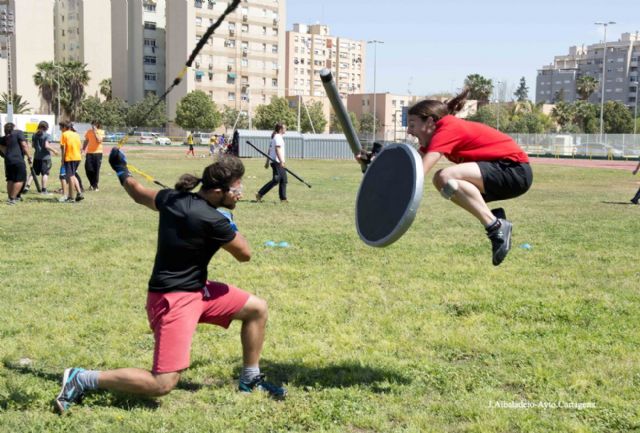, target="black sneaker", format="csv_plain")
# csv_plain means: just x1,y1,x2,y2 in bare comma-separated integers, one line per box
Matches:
631,199,639,205
23,186,30,193
487,219,512,266
238,374,287,399
75,194,85,202
55,368,86,414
